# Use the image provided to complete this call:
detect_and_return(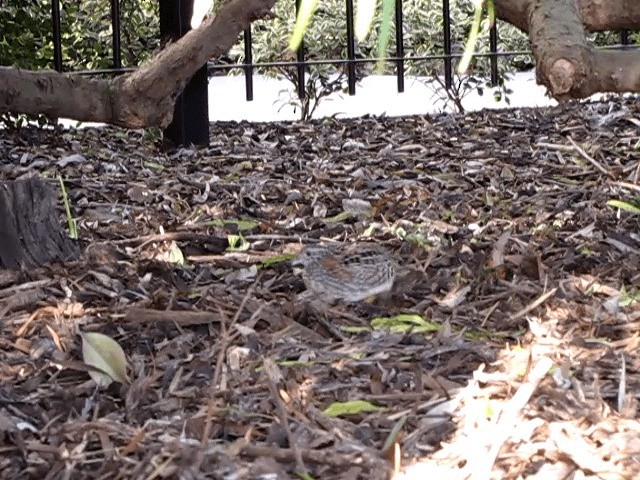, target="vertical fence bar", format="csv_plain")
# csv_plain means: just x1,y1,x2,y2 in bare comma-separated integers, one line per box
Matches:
159,0,209,147
110,0,122,69
395,0,404,93
442,0,452,89
489,20,498,86
243,28,254,101
51,0,63,71
295,0,306,100
345,0,356,95
620,30,629,47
